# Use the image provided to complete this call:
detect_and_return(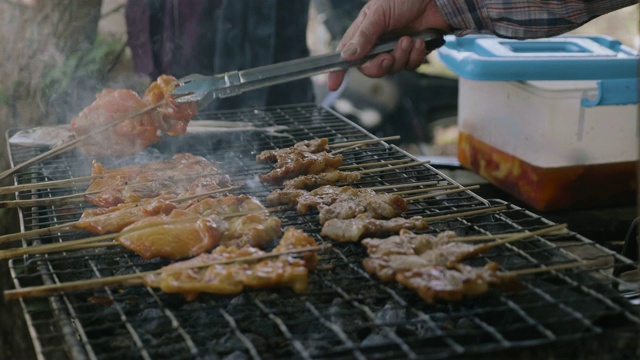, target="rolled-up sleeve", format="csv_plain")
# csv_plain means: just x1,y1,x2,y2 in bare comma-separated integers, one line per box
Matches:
435,0,637,39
